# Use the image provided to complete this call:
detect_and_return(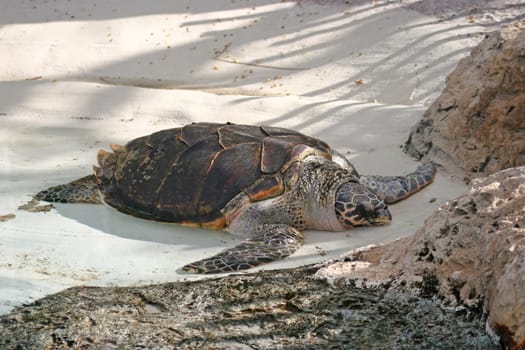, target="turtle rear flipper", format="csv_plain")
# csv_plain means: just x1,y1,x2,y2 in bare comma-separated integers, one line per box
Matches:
359,164,437,204
181,224,303,274
35,175,101,204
